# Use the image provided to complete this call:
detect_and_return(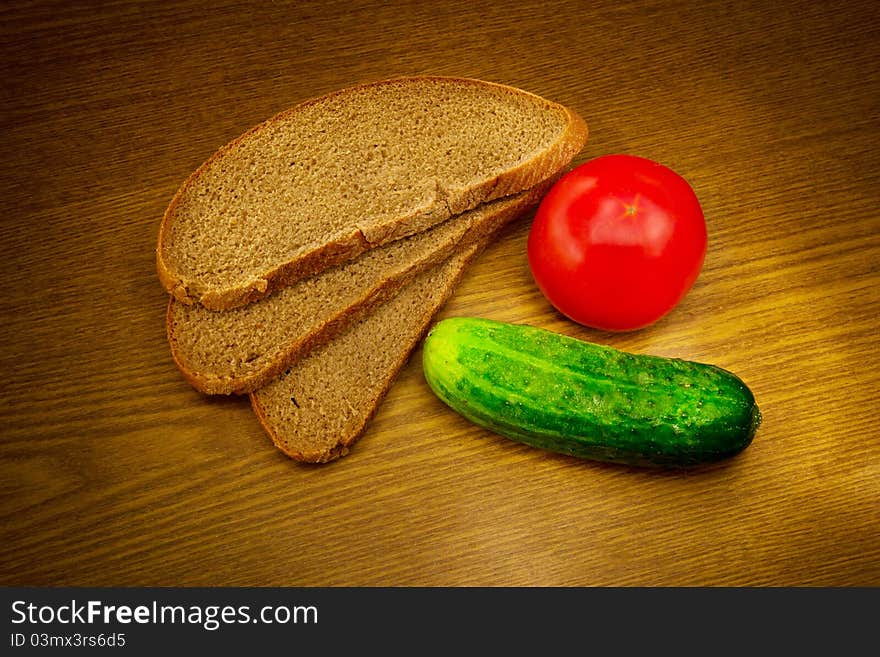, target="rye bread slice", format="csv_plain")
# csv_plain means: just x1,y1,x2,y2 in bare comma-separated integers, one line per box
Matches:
157,76,587,310
168,183,549,395
250,241,486,463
